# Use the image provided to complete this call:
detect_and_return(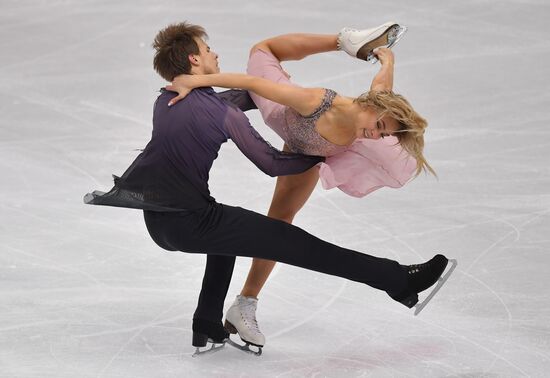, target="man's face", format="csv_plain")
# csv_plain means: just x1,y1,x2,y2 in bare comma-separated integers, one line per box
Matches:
192,38,219,74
